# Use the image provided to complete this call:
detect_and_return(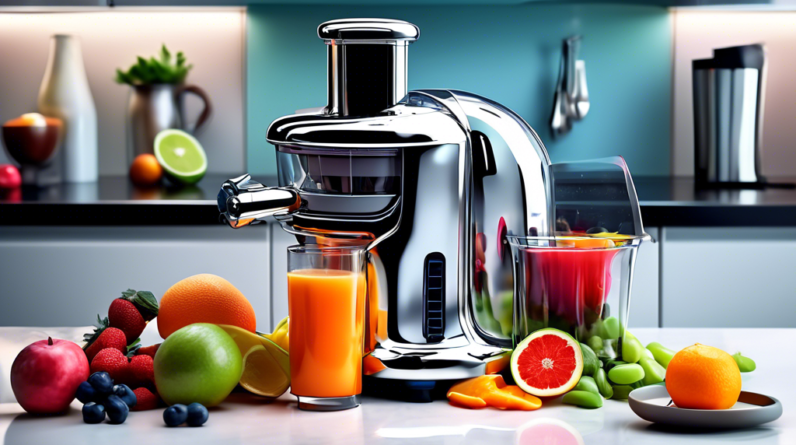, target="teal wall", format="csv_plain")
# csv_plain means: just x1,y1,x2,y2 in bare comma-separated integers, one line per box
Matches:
247,4,671,176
